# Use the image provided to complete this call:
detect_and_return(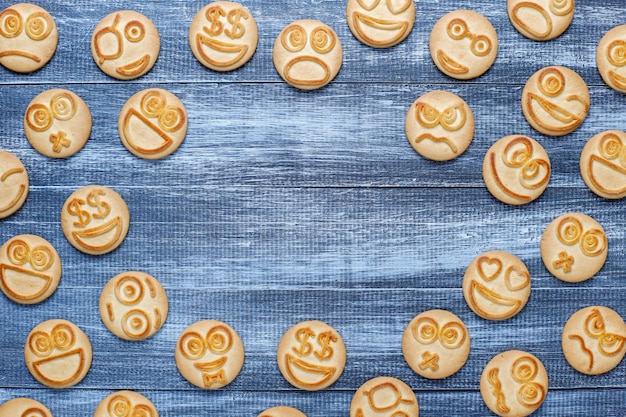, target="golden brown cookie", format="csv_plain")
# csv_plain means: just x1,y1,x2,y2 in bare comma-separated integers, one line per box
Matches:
0,397,53,417
521,65,589,136
258,406,307,417
91,10,160,80
0,234,61,304
507,0,574,41
24,88,92,158
60,185,130,255
346,0,416,48
462,250,531,321
175,319,244,389
24,319,92,389
562,306,626,375
0,3,58,73
189,1,258,72
597,24,626,93
118,88,187,159
276,320,346,391
580,130,626,199
402,309,470,379
0,150,28,219
405,90,475,161
99,271,168,341
94,390,159,417
540,212,607,282
480,350,548,417
350,376,419,417
273,20,343,90
483,135,551,205
429,10,498,80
